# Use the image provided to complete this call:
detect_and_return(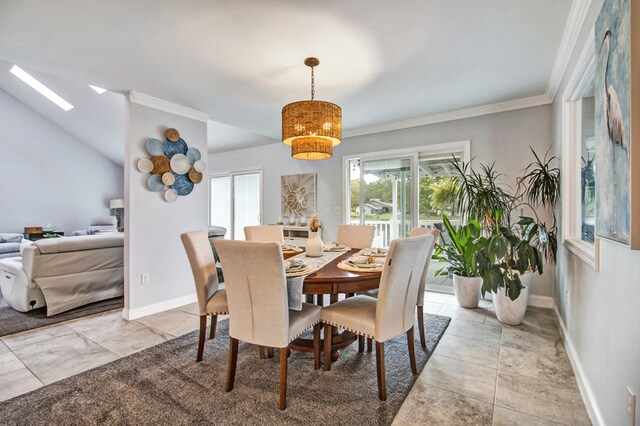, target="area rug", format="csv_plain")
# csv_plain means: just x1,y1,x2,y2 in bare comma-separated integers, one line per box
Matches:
0,290,123,337
0,314,450,425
